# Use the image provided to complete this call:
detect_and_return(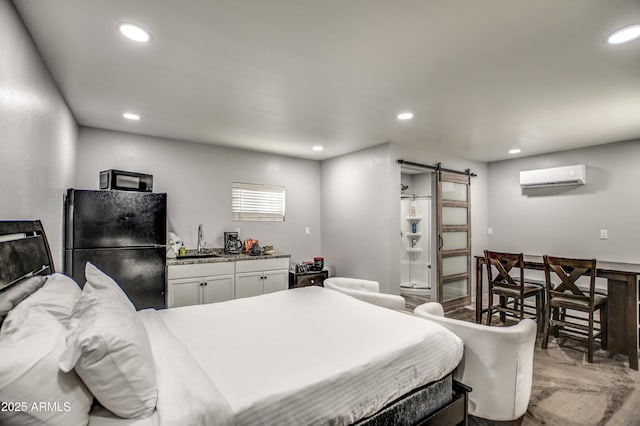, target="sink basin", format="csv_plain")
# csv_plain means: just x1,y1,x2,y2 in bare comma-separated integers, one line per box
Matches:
176,252,221,259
